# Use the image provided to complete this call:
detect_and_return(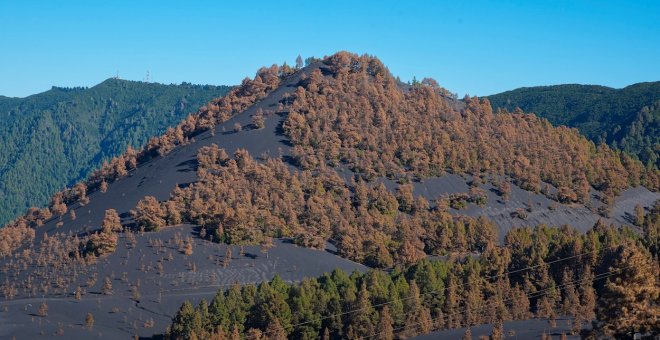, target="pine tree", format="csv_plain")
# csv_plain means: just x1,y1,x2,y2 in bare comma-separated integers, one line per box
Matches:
642,201,659,257
349,282,376,338
224,247,232,268
579,266,596,321
246,328,263,339
595,243,660,337
535,296,554,319
509,284,531,320
131,195,165,231
464,267,484,326
171,301,197,339
490,319,504,340
102,209,122,233
445,272,461,328
252,282,292,334
462,327,472,340
403,280,431,337
634,204,645,226
260,236,274,259
560,269,579,316
265,317,287,340
377,306,394,340
230,325,241,340
183,236,194,255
